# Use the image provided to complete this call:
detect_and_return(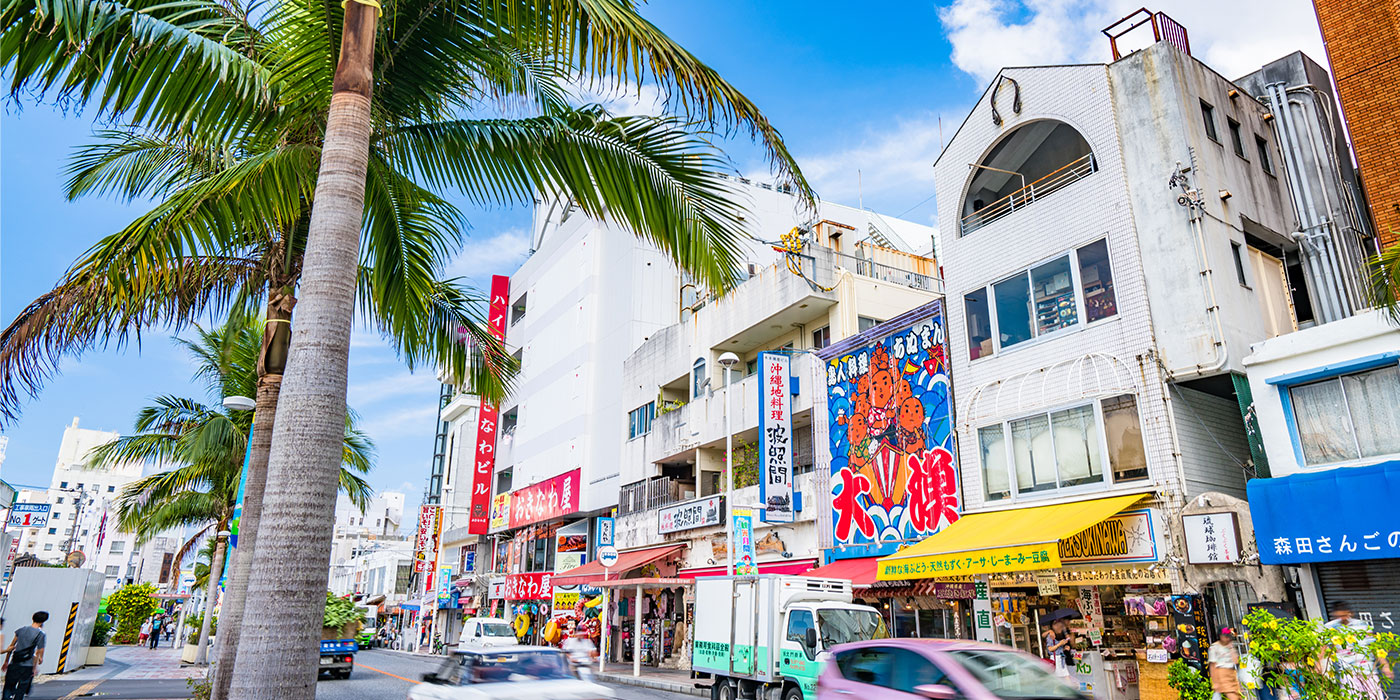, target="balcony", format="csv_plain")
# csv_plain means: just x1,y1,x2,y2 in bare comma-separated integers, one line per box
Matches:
961,152,1098,236
618,476,695,516
834,249,942,293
